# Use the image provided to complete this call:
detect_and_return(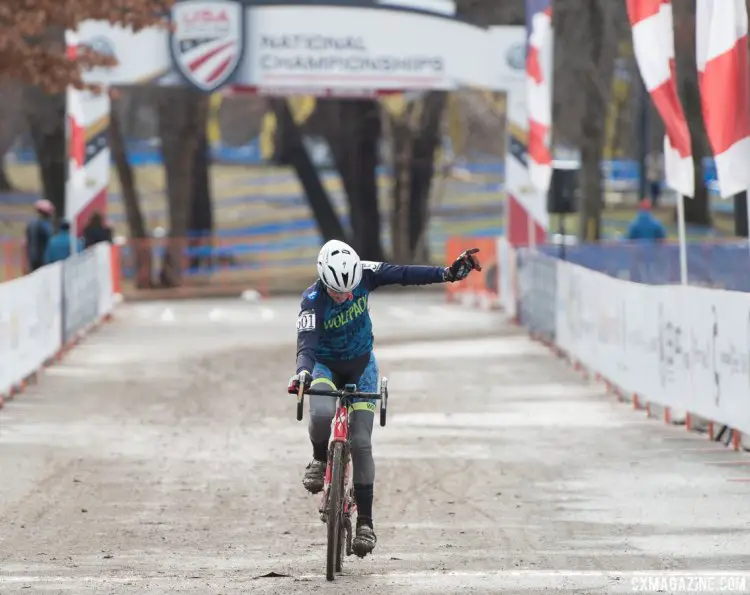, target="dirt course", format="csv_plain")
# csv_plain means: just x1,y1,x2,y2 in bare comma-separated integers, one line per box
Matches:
1,292,749,594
